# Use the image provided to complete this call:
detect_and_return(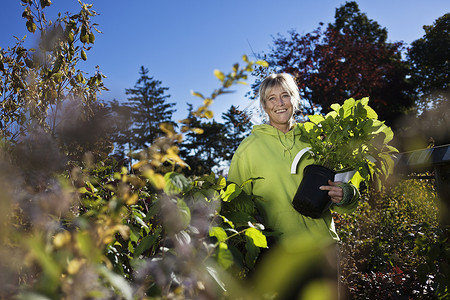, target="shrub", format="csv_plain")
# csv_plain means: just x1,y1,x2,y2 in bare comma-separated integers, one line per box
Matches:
336,174,449,299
